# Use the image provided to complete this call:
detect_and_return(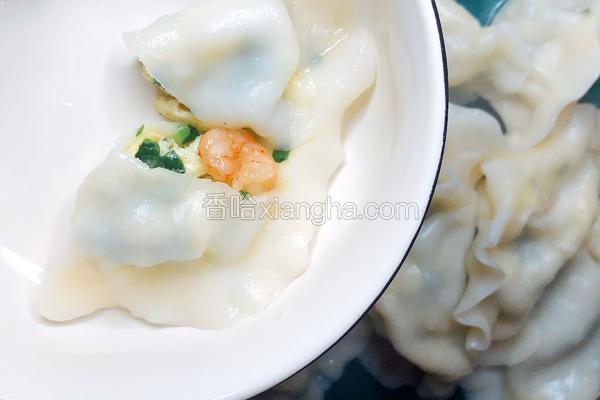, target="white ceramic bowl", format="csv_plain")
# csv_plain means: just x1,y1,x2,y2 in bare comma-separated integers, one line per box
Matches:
0,0,446,399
